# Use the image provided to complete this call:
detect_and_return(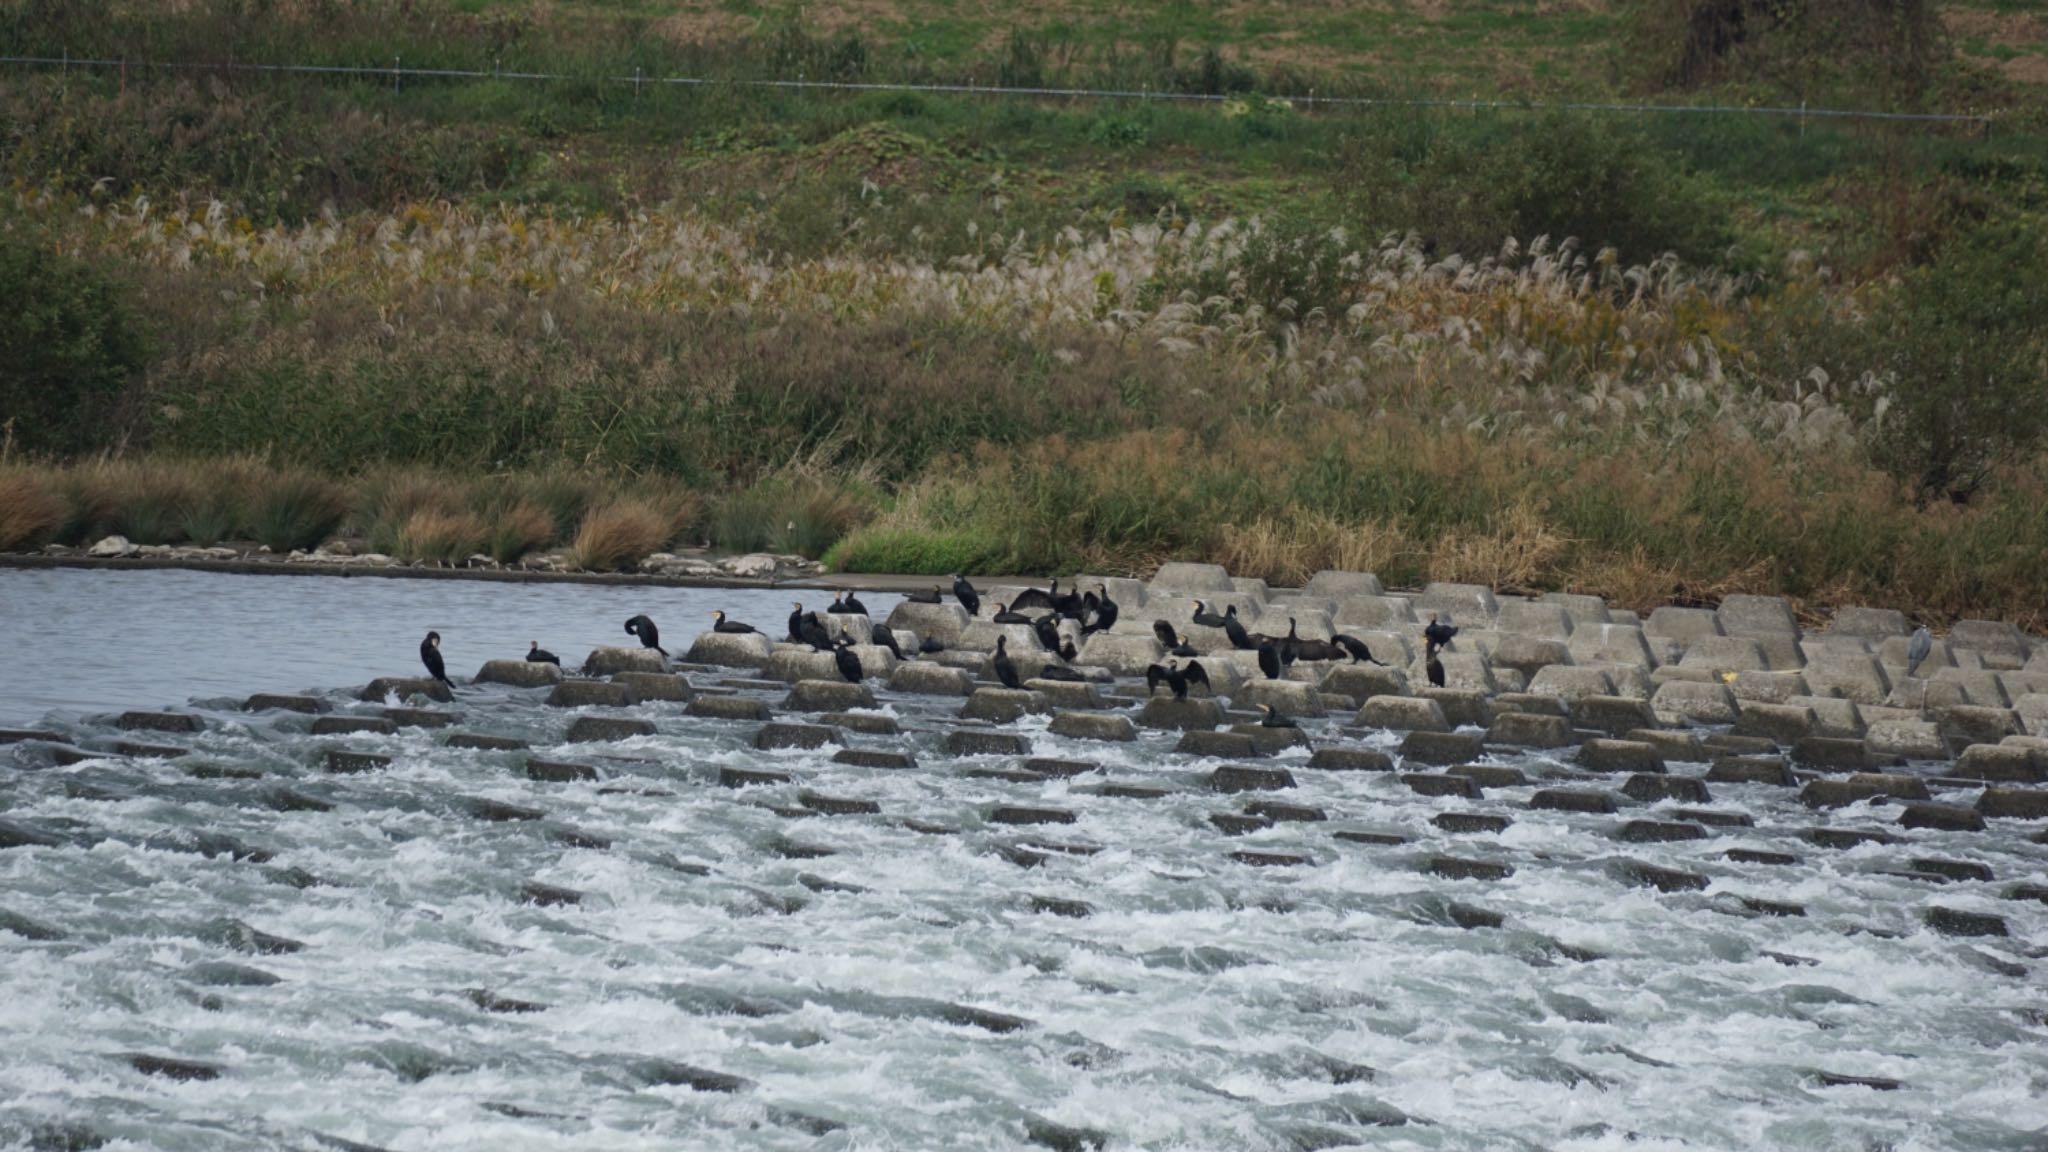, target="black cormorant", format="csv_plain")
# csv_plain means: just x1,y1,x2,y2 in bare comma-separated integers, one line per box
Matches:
624,615,666,656
711,610,757,635
1084,587,1119,634
951,574,982,617
992,635,1022,690
1032,612,1062,653
1259,704,1299,729
1144,658,1210,701
831,590,869,616
905,586,943,604
1426,652,1446,688
420,631,451,686
872,626,905,661
1035,665,1087,682
1257,641,1282,681
919,635,947,654
1222,606,1255,650
1424,613,1458,652
1192,600,1228,629
992,602,1033,625
526,641,560,666
797,611,835,652
832,637,864,683
1333,634,1381,664
787,602,807,644
1009,578,1057,613
1153,620,1198,656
